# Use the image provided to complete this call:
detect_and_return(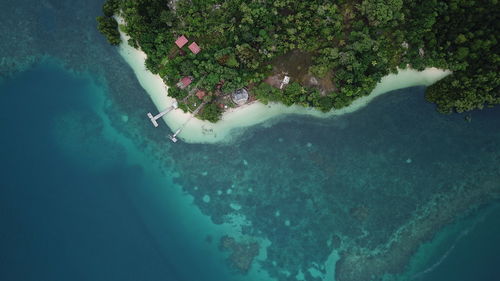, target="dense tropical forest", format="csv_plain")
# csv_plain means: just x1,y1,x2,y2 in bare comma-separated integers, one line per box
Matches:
97,0,499,121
